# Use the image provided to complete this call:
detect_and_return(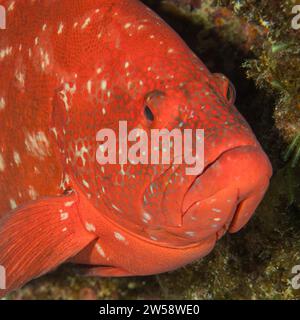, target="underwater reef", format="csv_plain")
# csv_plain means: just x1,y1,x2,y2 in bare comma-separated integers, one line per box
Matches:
5,0,300,300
